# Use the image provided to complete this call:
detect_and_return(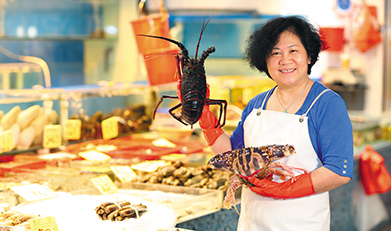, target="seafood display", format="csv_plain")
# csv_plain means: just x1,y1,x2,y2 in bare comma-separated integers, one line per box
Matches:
139,13,227,128
118,187,221,221
13,194,177,230
0,104,58,151
0,210,40,226
95,200,147,221
69,105,151,141
133,161,231,190
208,144,305,213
